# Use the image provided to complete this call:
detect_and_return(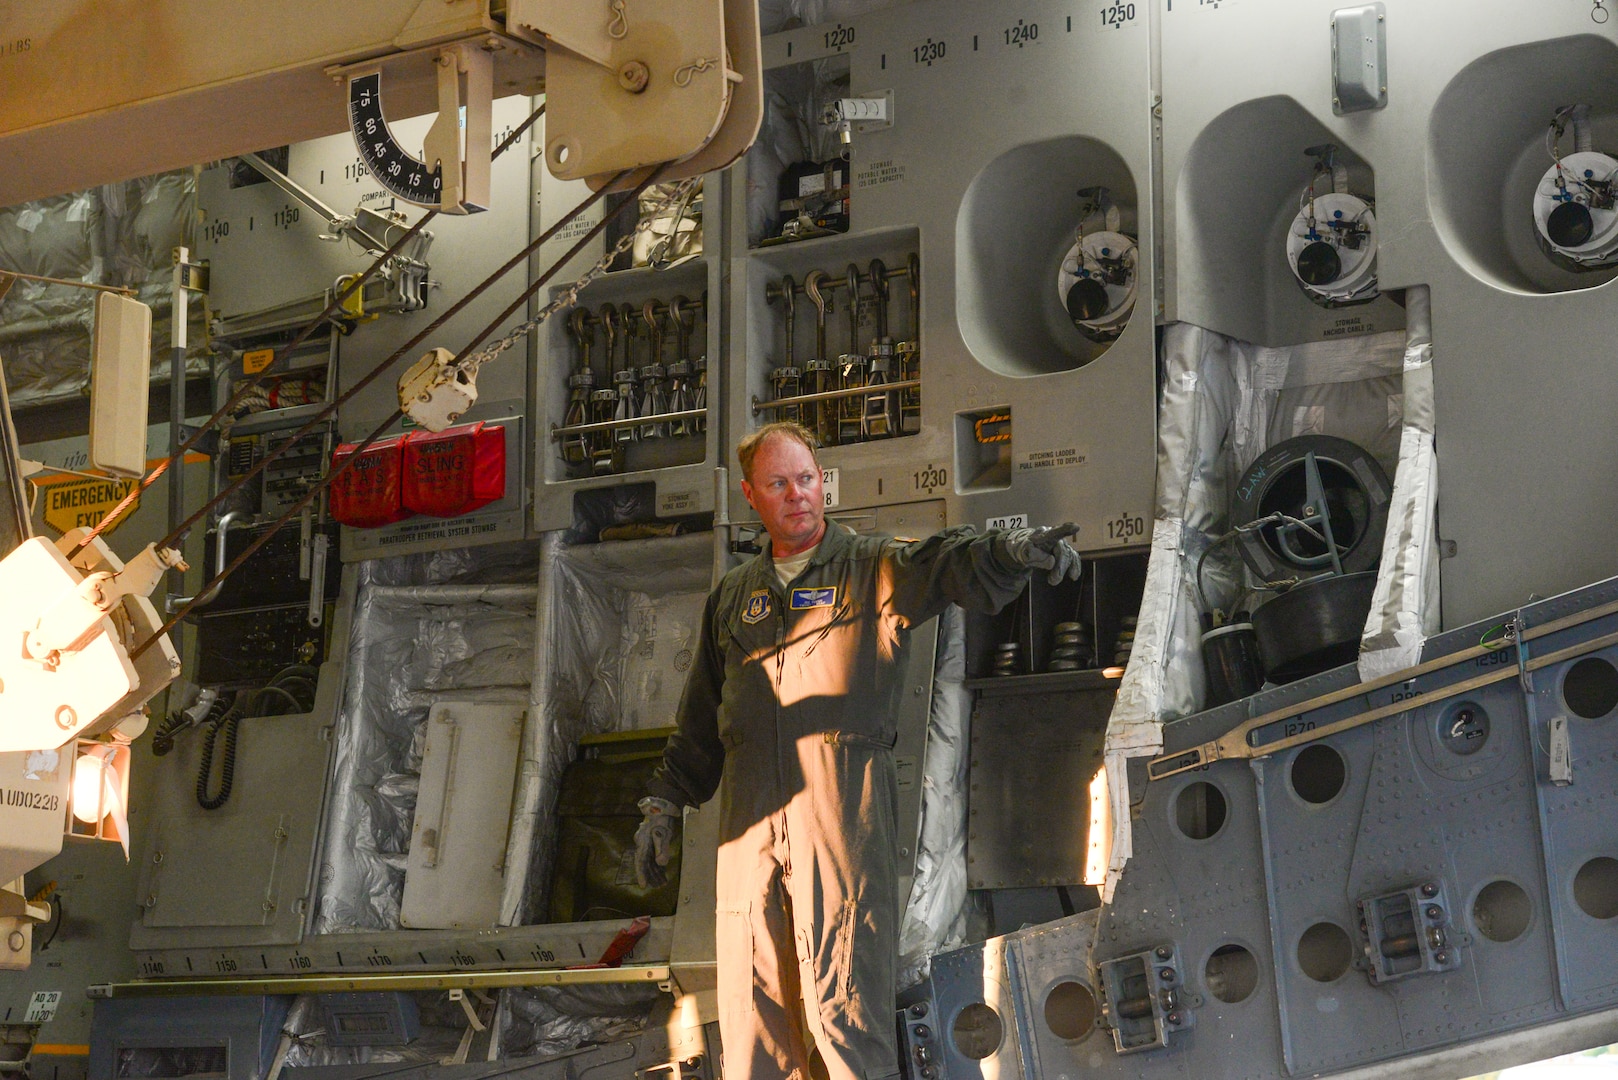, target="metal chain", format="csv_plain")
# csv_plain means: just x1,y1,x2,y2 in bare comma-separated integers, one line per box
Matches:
459,178,700,376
